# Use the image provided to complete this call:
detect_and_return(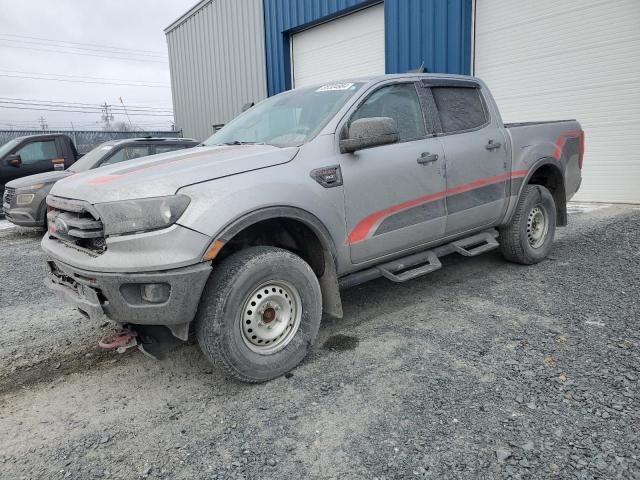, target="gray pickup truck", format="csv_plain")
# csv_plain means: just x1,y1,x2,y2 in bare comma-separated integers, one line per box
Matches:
42,74,584,382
